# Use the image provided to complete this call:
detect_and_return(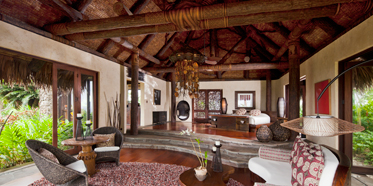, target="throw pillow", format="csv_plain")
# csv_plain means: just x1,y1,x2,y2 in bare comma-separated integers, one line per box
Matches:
290,136,304,164
258,147,291,162
38,148,59,164
250,109,261,116
236,108,247,115
291,141,325,186
95,133,116,147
